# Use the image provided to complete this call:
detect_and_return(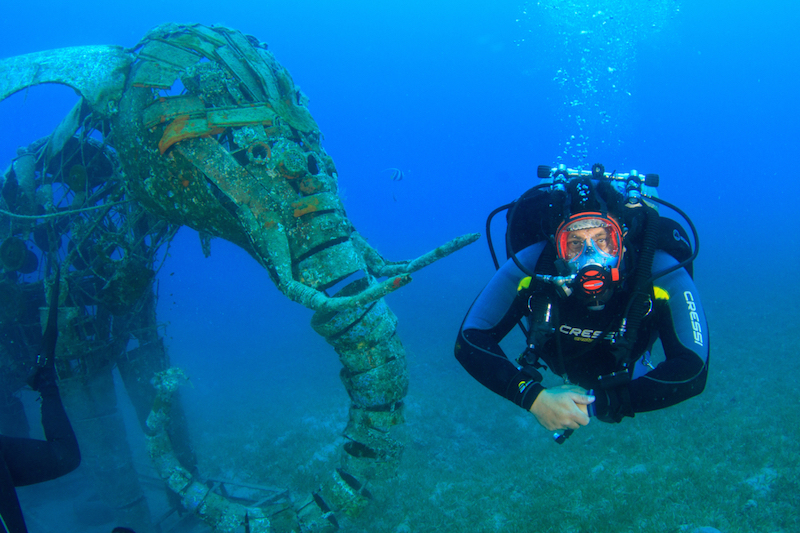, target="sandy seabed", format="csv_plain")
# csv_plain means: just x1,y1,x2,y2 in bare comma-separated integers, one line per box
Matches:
16,272,799,533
